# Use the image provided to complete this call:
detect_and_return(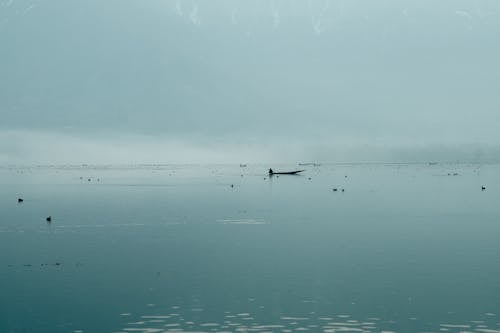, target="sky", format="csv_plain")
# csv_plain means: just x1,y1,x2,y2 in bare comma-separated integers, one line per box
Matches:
1,0,499,164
